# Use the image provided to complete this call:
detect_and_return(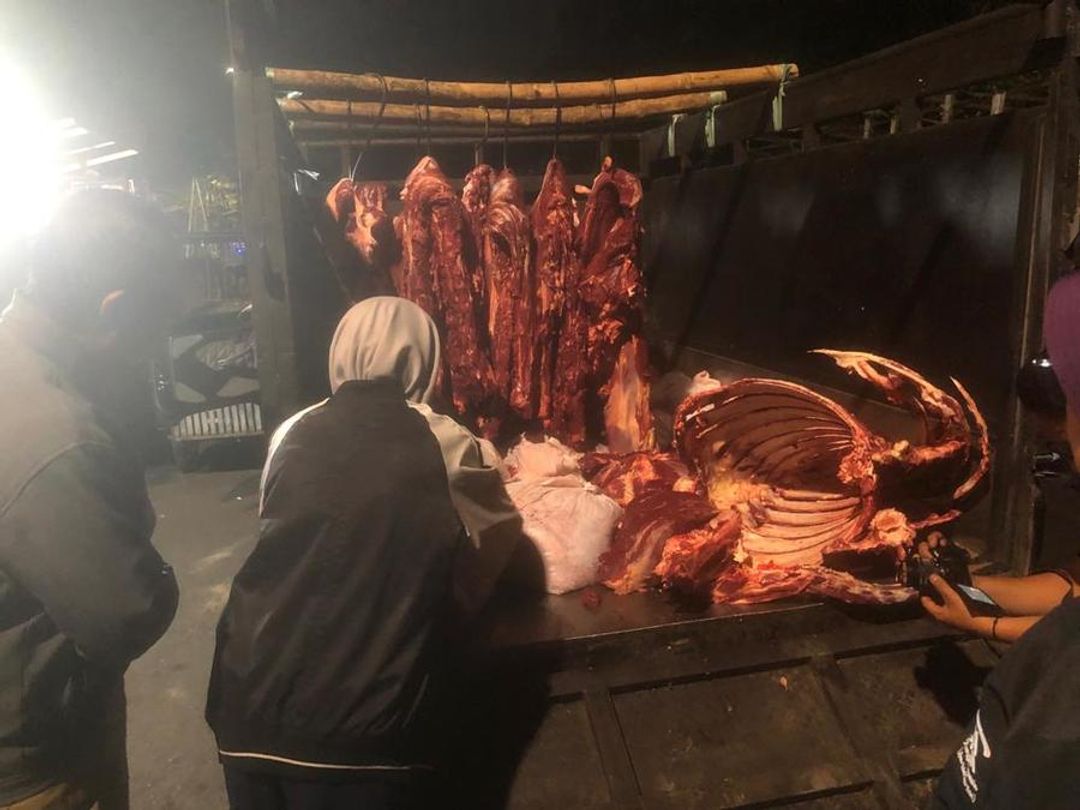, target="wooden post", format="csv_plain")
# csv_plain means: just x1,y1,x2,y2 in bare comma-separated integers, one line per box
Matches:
227,0,301,427
998,52,1079,573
